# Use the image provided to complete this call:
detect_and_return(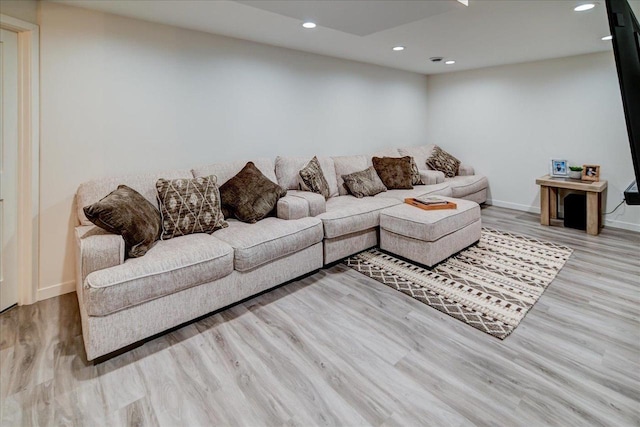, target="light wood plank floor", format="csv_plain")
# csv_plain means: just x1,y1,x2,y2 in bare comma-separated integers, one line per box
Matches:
1,206,639,426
